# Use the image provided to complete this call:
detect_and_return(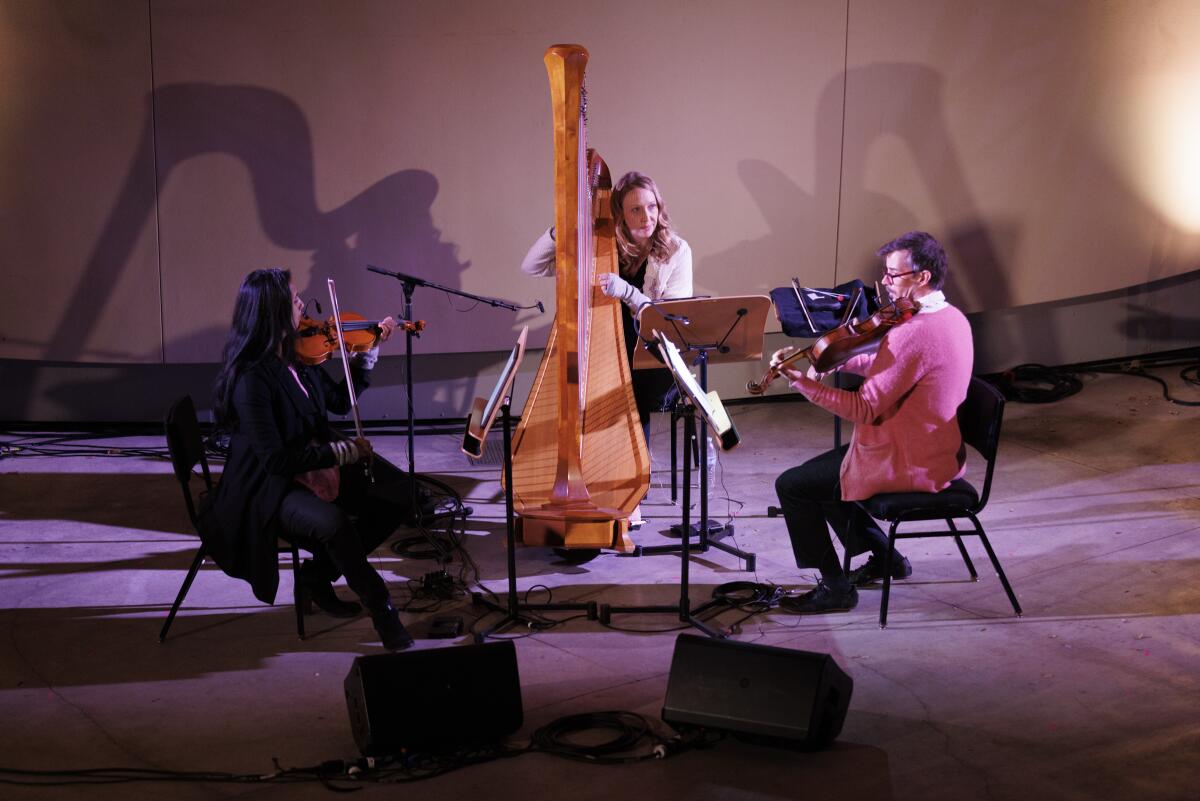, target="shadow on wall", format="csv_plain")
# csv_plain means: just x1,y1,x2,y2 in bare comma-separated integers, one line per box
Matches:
701,63,1014,318
26,83,480,421
970,268,1200,371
